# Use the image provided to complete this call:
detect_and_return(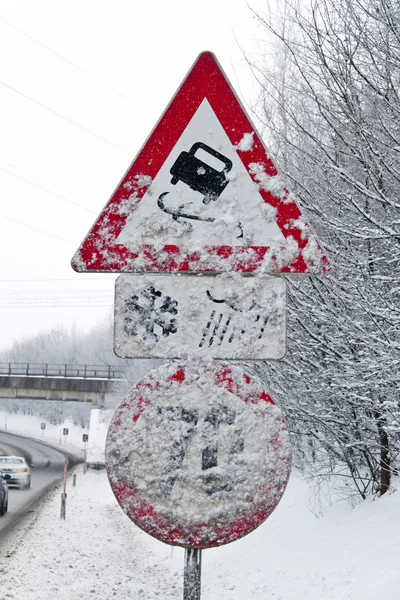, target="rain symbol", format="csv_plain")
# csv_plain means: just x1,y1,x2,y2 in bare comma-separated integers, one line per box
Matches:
199,291,269,348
